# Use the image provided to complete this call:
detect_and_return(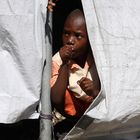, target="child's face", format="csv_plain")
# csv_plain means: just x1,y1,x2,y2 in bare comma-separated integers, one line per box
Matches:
62,15,89,59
